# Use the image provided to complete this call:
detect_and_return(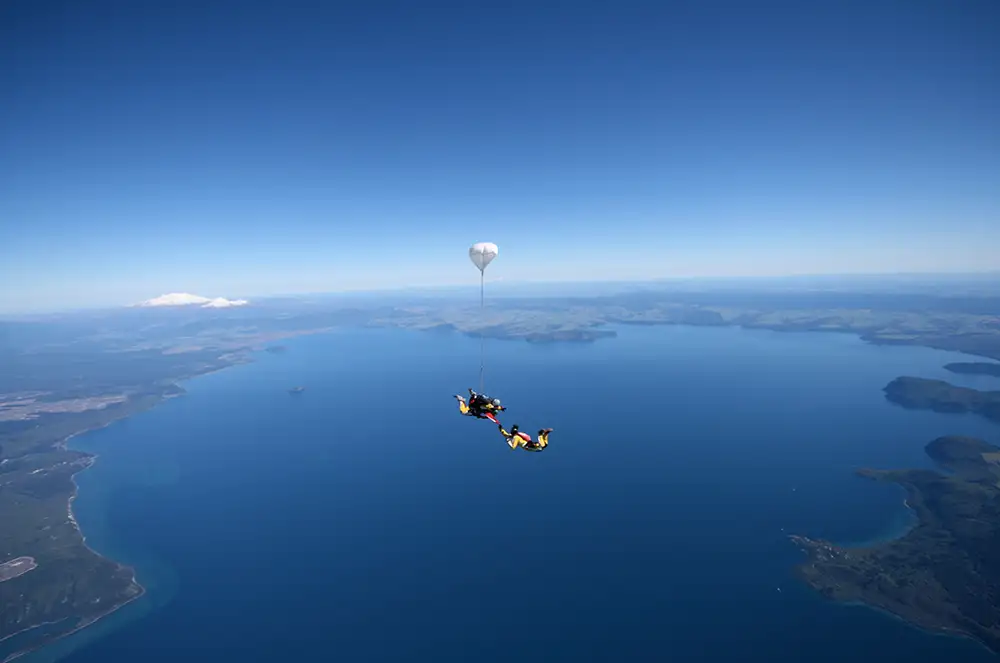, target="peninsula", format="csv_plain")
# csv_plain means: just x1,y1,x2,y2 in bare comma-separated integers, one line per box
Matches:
945,362,1000,378
791,435,1000,654
0,387,176,662
883,376,1000,423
